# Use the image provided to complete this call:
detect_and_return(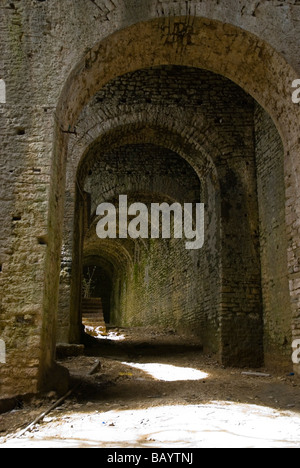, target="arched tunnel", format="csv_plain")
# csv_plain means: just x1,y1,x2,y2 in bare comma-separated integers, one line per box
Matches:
80,143,204,334
1,3,300,448
56,65,288,369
